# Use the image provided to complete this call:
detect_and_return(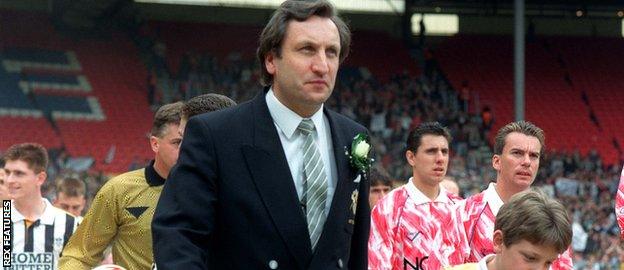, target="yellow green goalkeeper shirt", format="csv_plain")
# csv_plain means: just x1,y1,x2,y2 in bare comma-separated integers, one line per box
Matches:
59,161,165,270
